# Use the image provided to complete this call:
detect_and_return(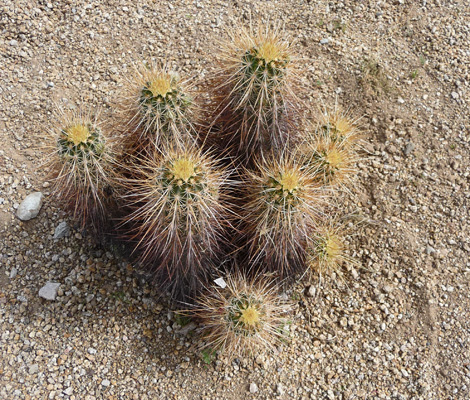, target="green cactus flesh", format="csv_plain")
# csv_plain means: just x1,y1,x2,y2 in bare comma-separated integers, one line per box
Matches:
263,170,302,208
158,158,214,207
57,124,105,161
227,294,264,336
139,78,192,131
